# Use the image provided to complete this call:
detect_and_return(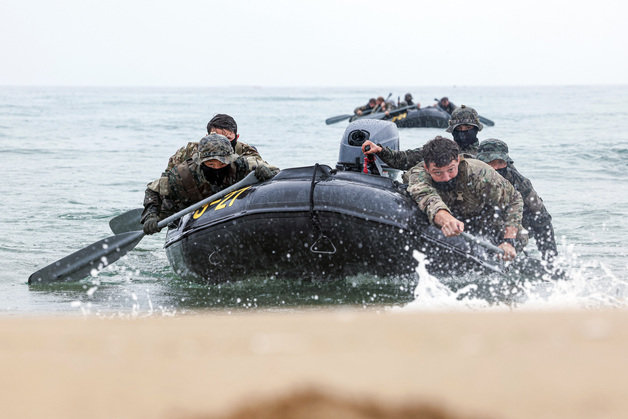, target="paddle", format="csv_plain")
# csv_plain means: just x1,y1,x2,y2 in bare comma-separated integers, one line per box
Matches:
459,231,562,280
109,207,143,234
433,98,495,127
325,114,354,125
356,103,418,121
418,227,505,275
460,231,504,255
478,115,495,127
325,106,380,125
28,172,260,285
